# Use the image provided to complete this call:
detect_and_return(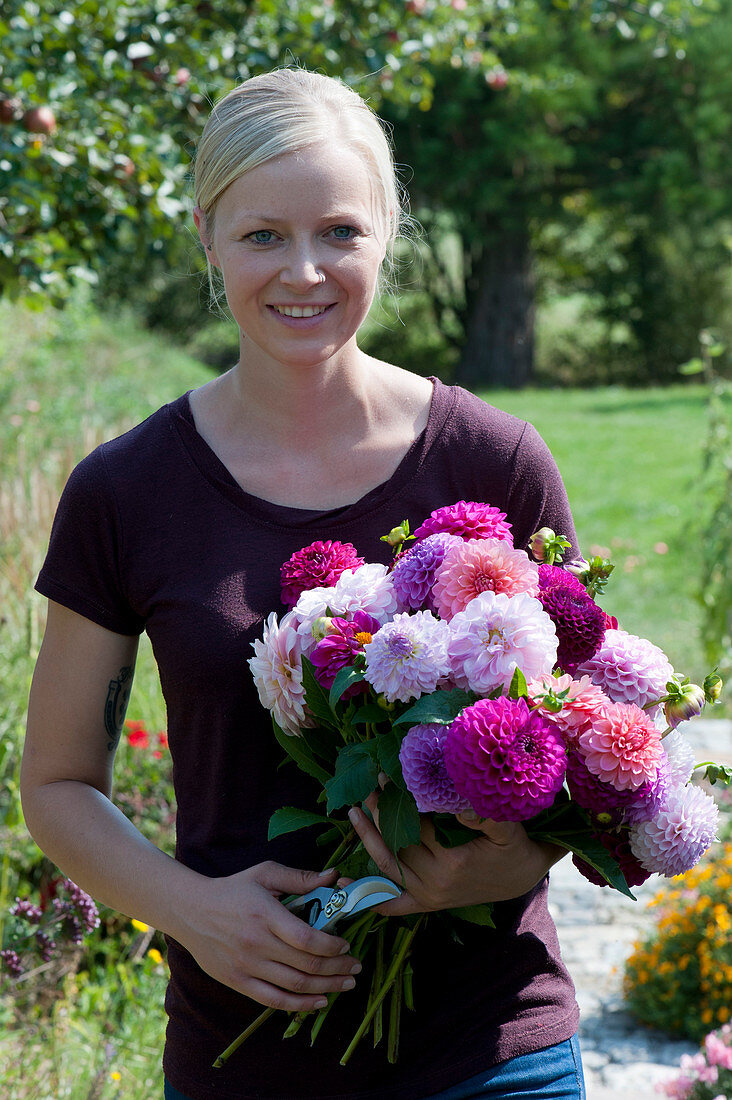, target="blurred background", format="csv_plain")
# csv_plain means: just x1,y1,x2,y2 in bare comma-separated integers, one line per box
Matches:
1,1,730,1096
